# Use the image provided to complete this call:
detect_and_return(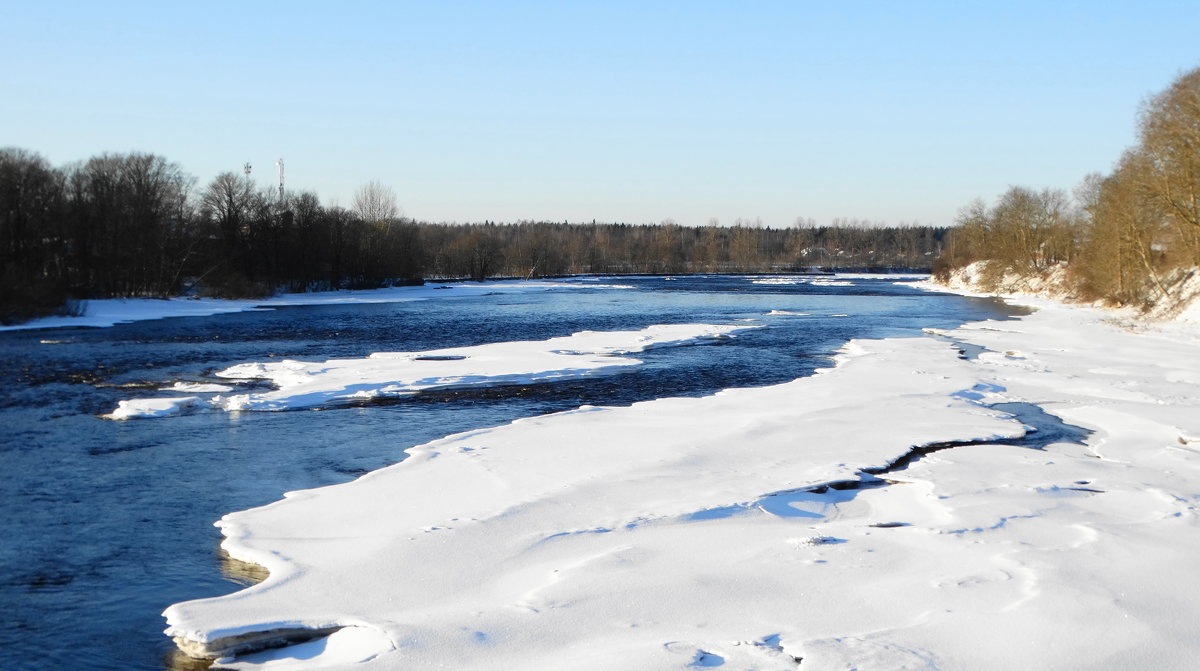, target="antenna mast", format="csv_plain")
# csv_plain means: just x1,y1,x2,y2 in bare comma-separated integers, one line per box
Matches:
243,162,252,180
275,158,285,203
